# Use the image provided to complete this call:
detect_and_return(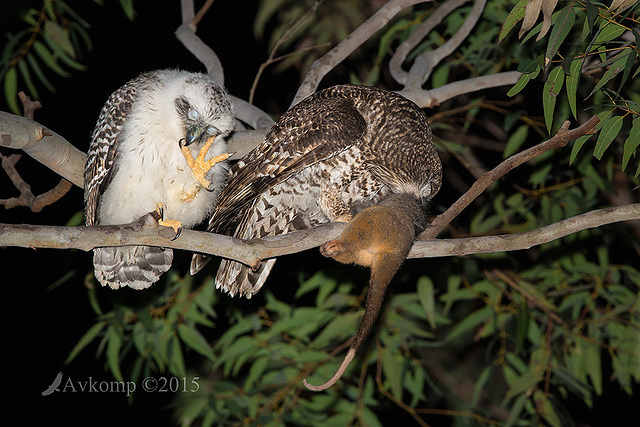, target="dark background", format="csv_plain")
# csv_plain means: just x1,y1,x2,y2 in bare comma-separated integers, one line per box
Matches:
0,1,637,425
